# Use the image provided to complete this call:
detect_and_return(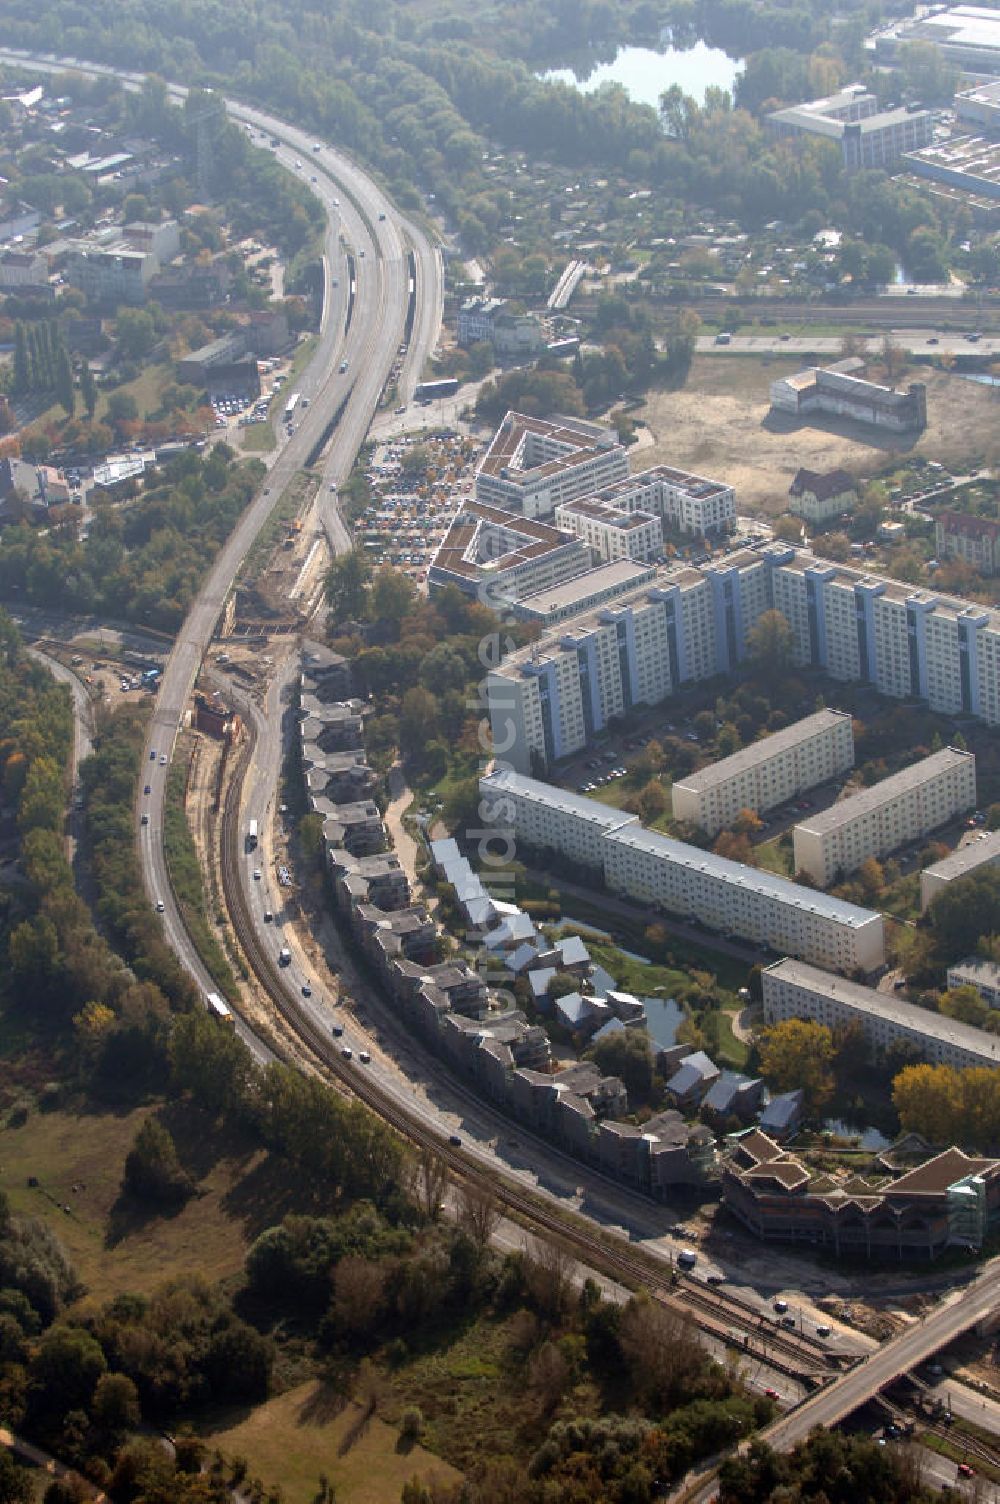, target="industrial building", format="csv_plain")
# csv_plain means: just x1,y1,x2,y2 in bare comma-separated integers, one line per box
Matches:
906,132,1000,205
480,769,885,973
768,85,933,169
874,6,1000,73
770,360,927,432
763,958,1000,1071
671,709,855,838
792,748,976,886
921,831,1000,912
474,411,628,521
